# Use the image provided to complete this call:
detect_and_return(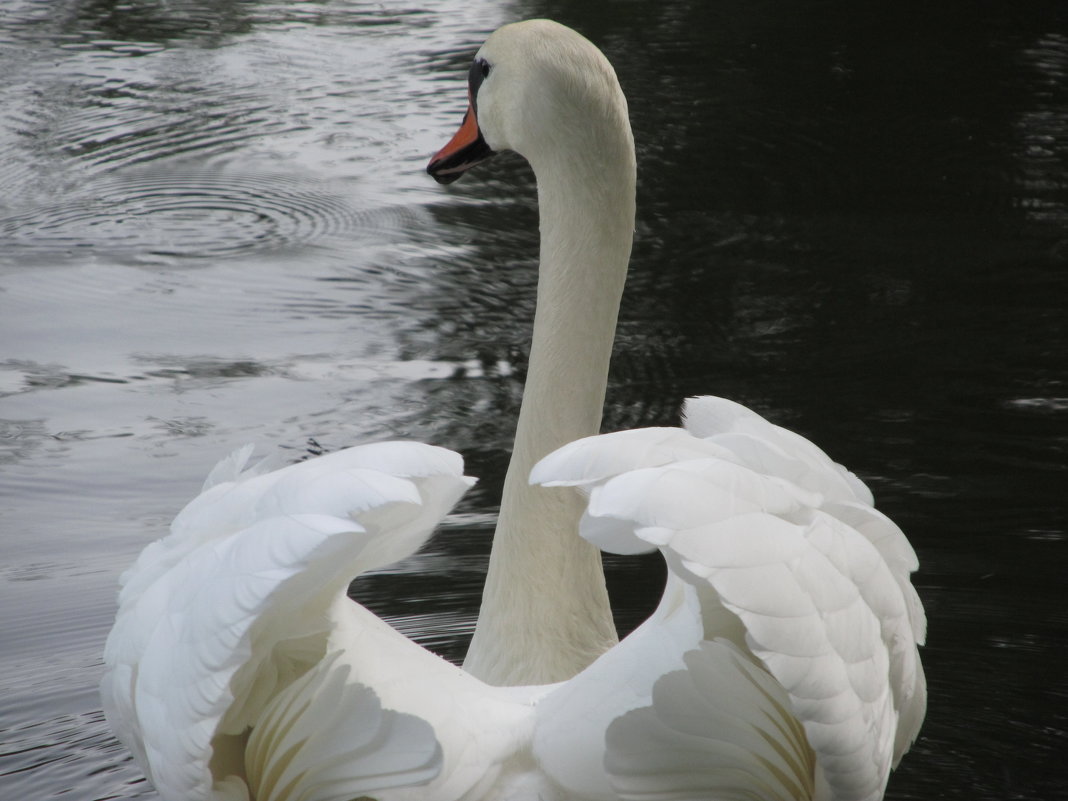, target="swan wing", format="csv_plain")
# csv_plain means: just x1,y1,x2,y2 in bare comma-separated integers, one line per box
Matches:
101,442,474,801
681,395,875,505
531,397,926,801
683,396,927,765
